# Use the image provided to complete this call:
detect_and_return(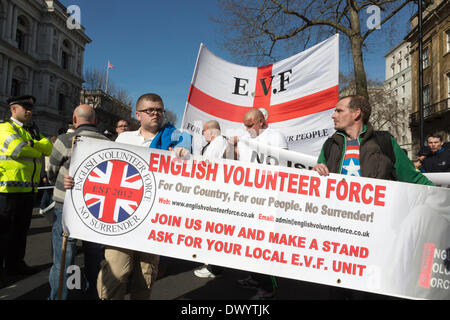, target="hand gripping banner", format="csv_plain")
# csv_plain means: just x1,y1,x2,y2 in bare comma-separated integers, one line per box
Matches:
182,35,339,157
64,138,450,300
